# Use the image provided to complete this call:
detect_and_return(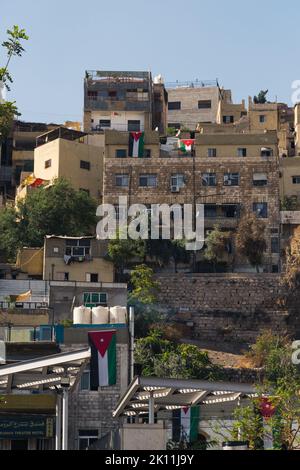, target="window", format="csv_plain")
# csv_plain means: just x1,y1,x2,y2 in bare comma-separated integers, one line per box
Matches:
223,115,234,124
271,237,279,254
259,115,266,123
115,174,129,187
108,90,117,99
83,292,107,307
128,120,141,132
86,273,99,283
44,159,51,169
272,265,279,273
87,91,97,100
56,272,69,281
261,148,273,157
204,205,217,218
144,149,151,158
99,119,111,128
168,101,181,110
237,148,247,157
198,100,211,109
80,160,90,171
171,174,185,188
139,174,157,187
222,205,239,218
202,173,216,187
78,430,98,450
253,173,268,186
292,176,300,184
65,239,91,257
53,247,59,253
207,148,217,158
224,173,239,186
168,123,181,129
115,149,127,158
253,202,268,218
80,368,90,391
